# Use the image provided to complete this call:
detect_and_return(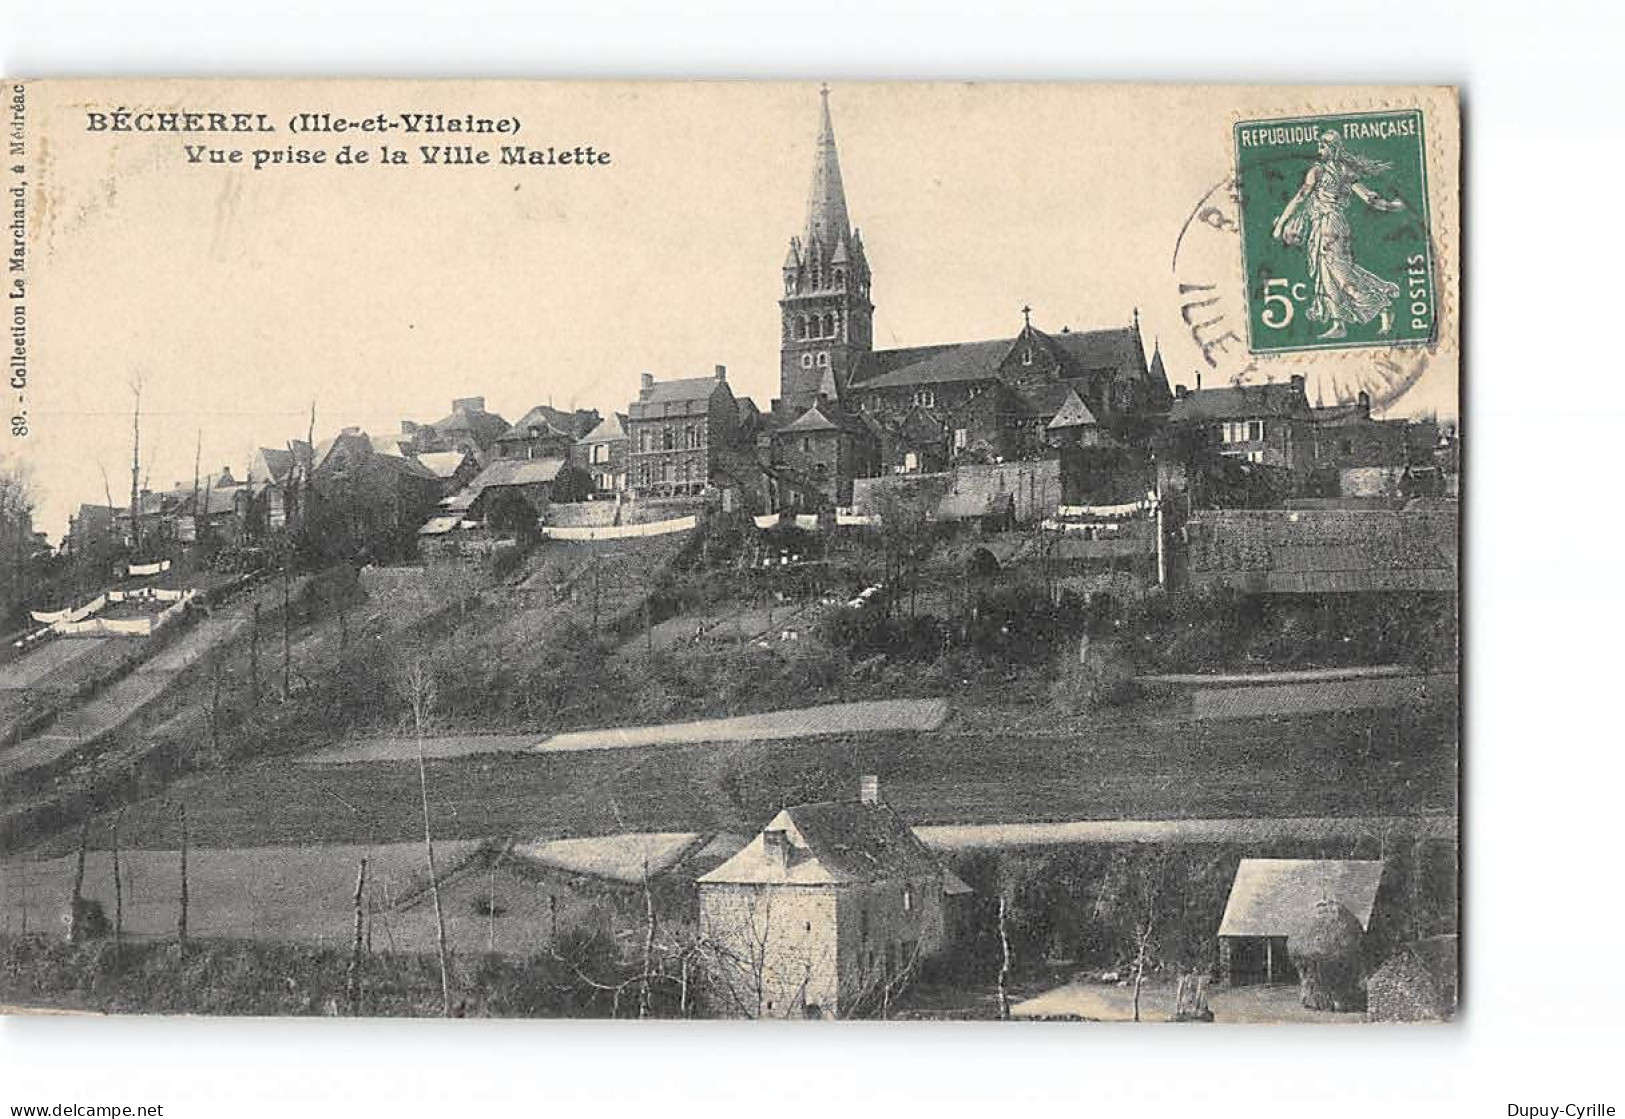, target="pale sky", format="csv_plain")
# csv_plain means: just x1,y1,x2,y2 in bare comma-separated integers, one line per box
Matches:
18,80,1460,538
